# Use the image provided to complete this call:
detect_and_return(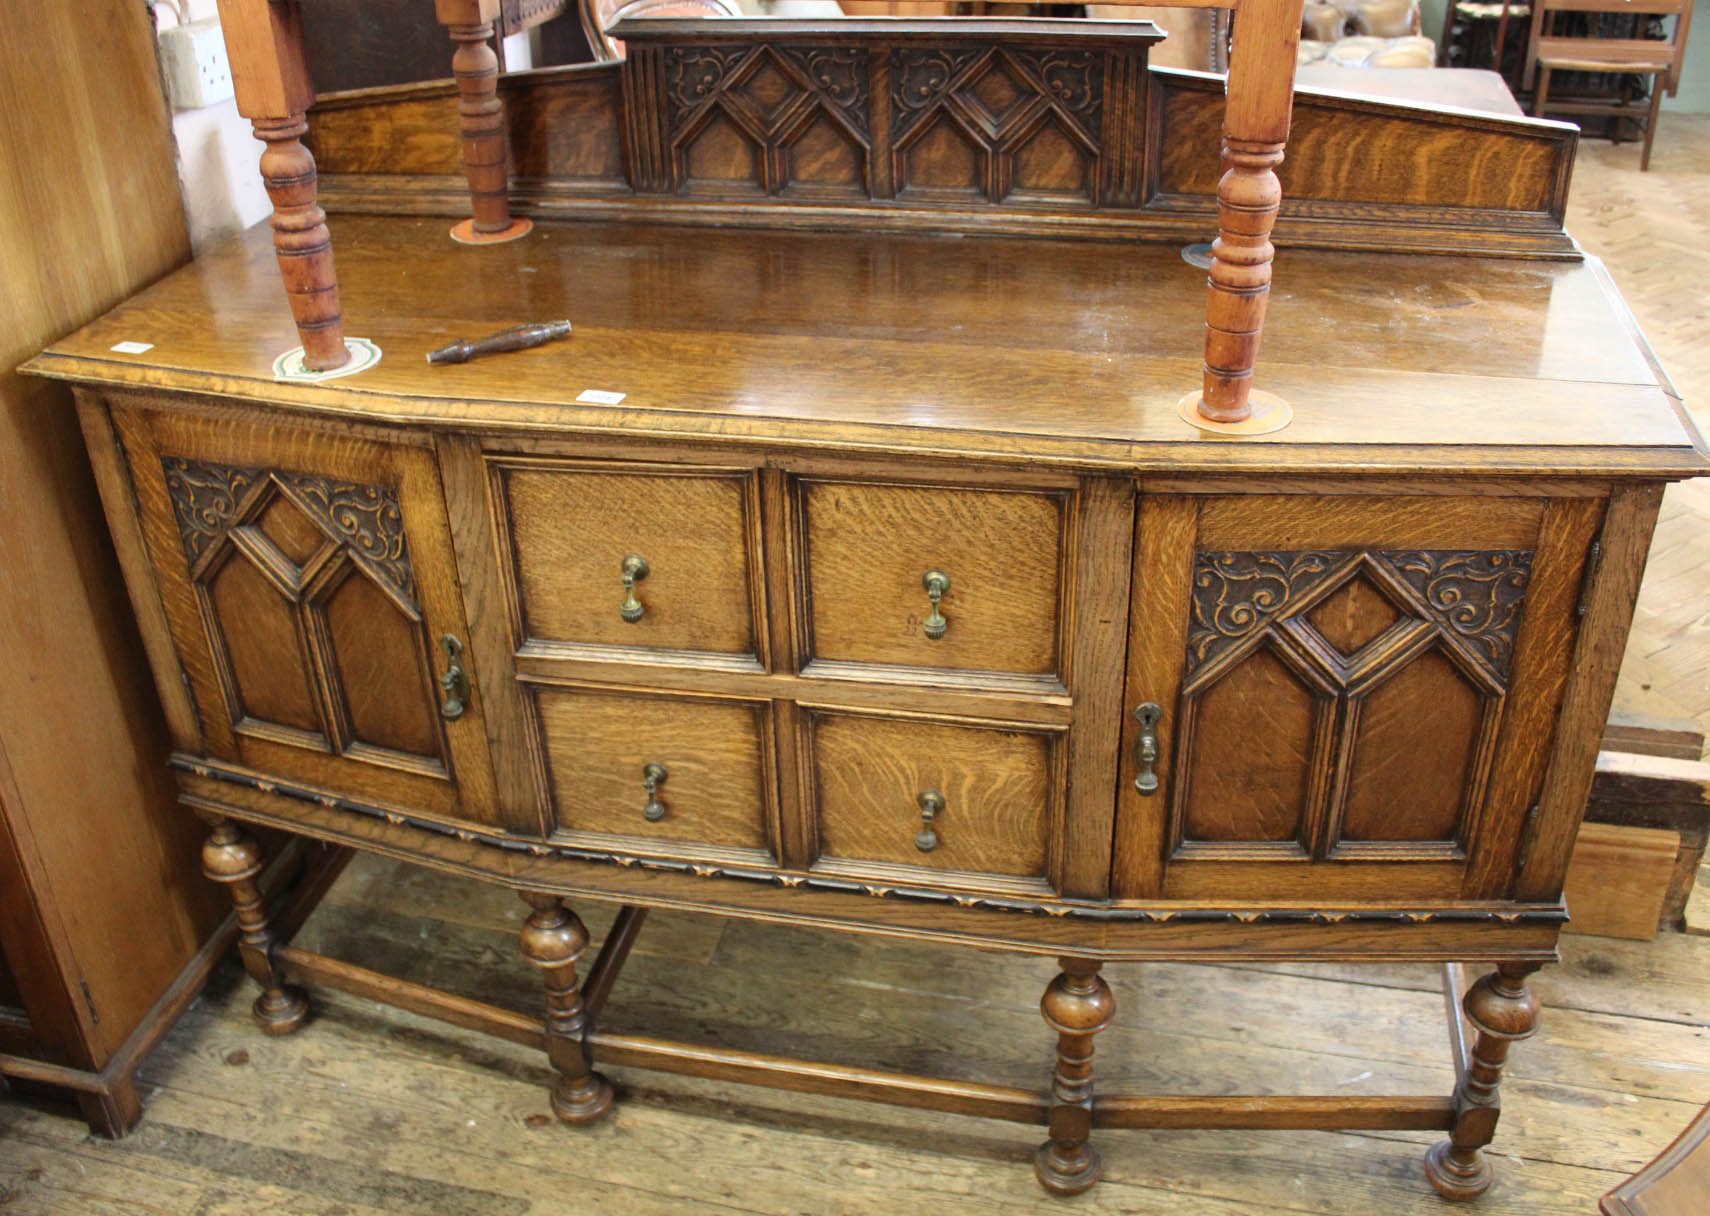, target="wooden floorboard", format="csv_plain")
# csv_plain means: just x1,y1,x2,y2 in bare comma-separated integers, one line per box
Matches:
1578,112,1710,742
5,121,1710,1215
